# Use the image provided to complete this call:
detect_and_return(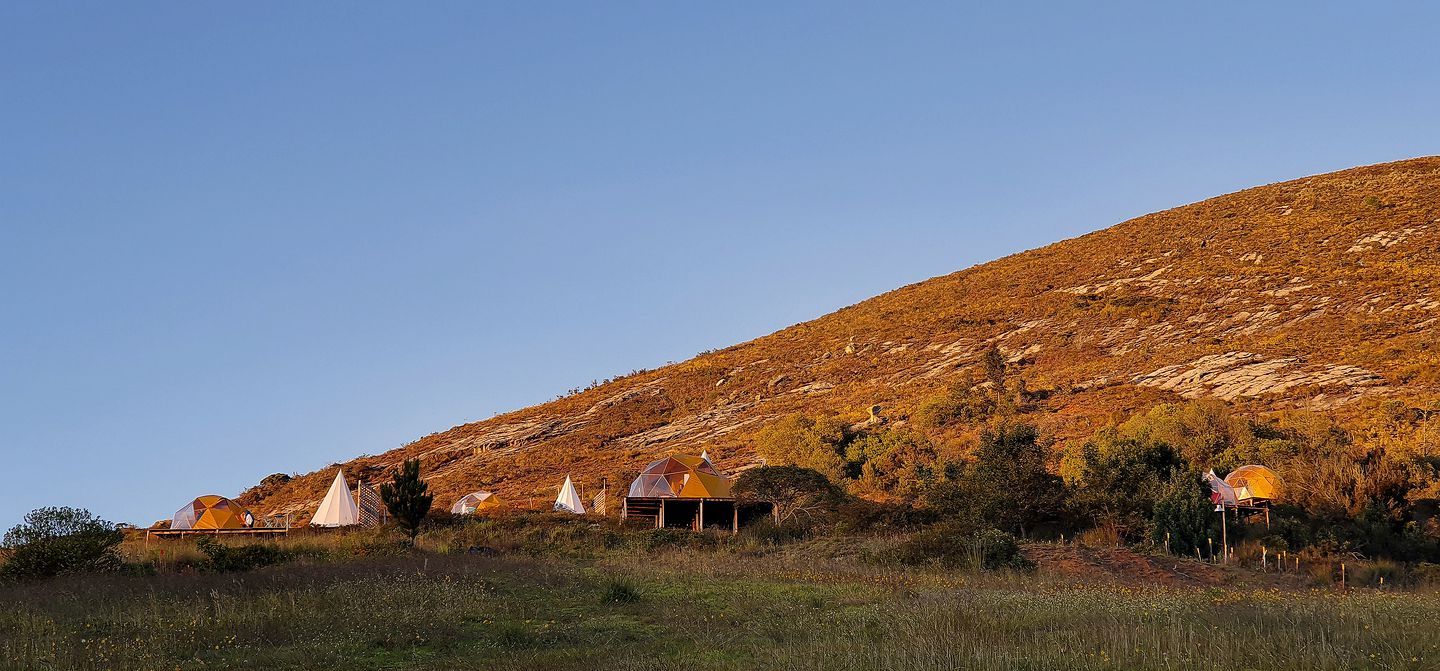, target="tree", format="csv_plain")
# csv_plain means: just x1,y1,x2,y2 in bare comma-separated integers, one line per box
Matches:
380,458,433,544
982,345,1007,390
1070,432,1184,541
2,507,123,579
733,465,843,524
931,423,1065,537
1149,473,1216,555
753,414,848,481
